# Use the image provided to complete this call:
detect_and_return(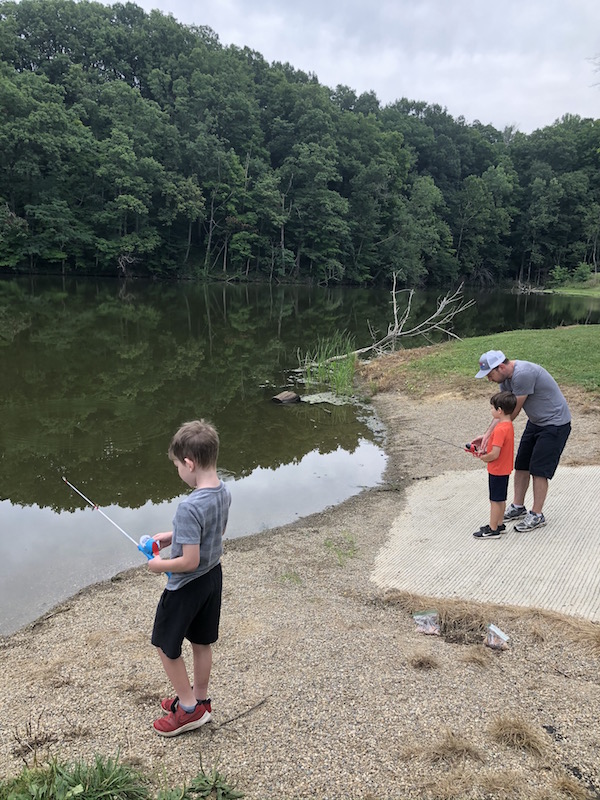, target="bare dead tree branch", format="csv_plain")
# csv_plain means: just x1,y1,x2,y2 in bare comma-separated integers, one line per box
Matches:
324,277,475,364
